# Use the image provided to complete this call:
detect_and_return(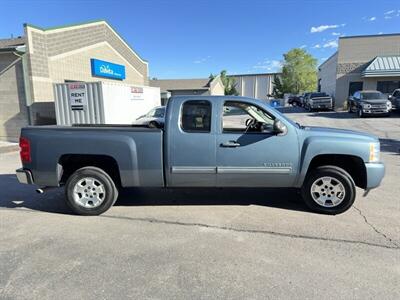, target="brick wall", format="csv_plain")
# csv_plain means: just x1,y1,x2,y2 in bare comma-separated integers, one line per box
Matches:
0,53,28,141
